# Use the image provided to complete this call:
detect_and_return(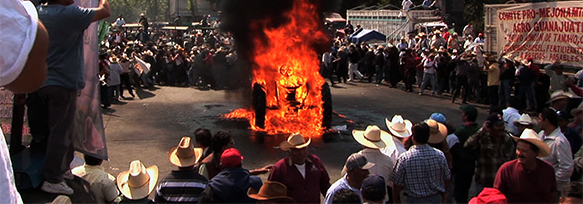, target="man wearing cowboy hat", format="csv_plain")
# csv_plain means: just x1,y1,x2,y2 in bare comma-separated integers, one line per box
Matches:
549,90,572,113
117,160,158,203
465,113,516,193
349,125,394,202
268,133,331,203
325,153,375,204
154,137,208,203
199,148,263,203
494,129,558,203
513,113,535,136
391,122,451,204
383,115,412,162
538,108,574,194
545,61,567,93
